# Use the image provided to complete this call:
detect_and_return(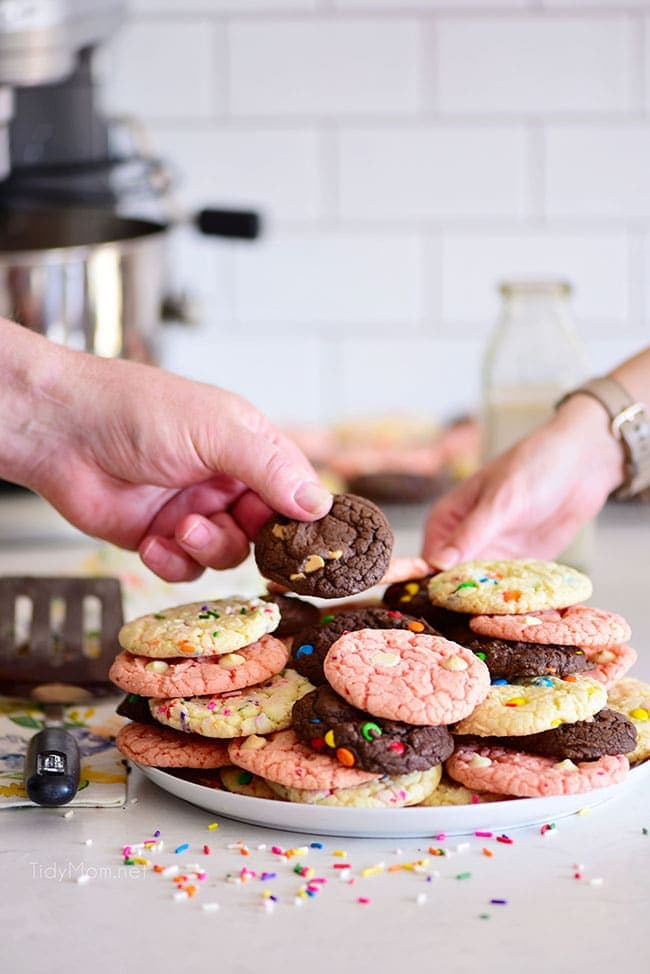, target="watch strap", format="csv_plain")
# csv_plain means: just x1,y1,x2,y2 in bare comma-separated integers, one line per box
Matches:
559,376,650,499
